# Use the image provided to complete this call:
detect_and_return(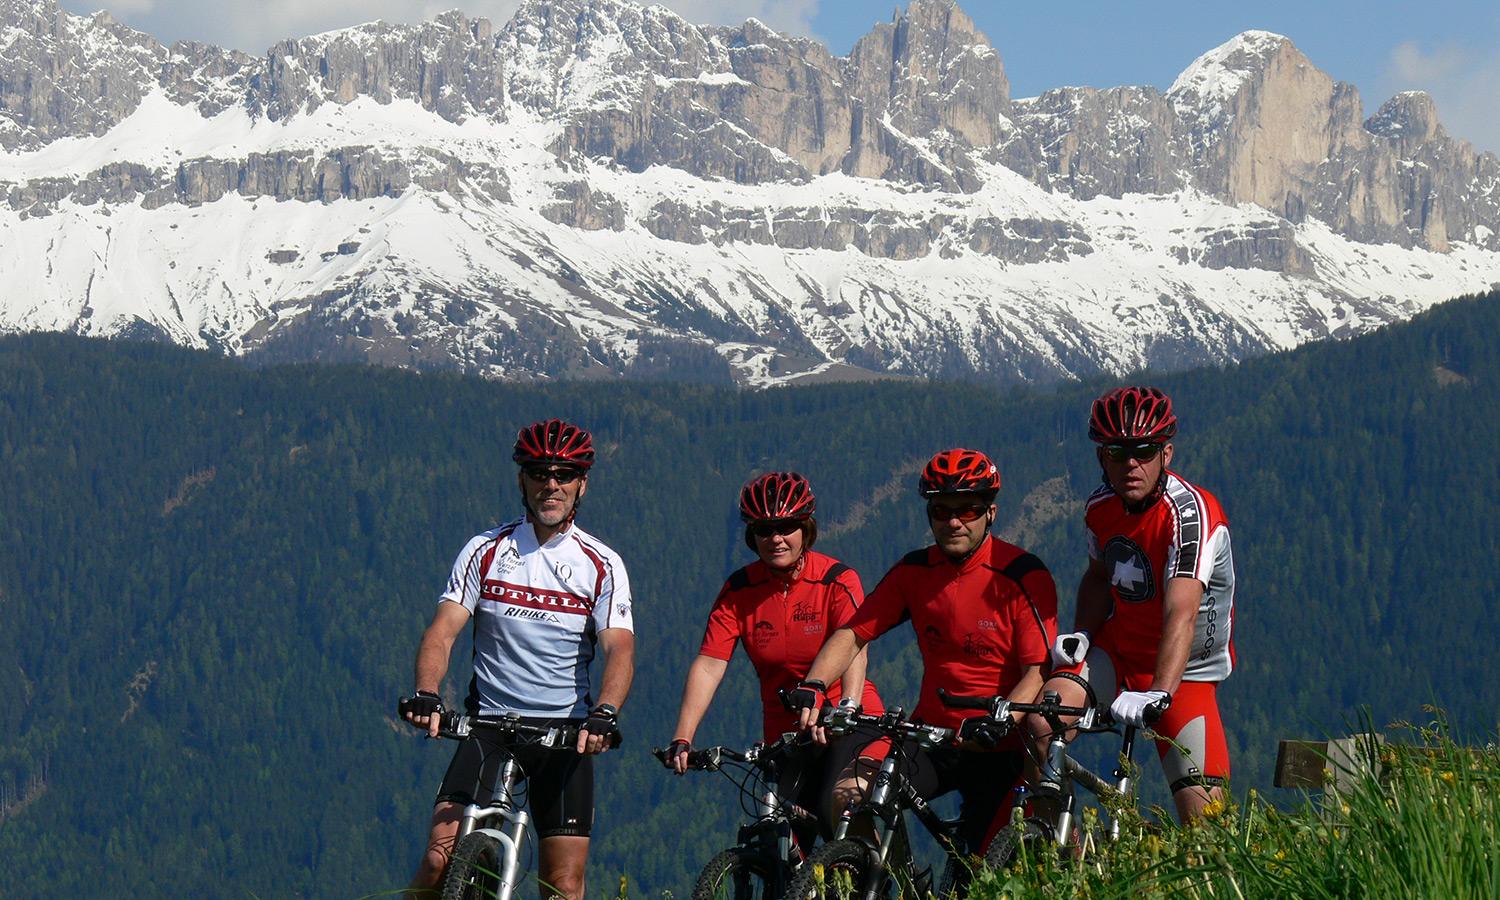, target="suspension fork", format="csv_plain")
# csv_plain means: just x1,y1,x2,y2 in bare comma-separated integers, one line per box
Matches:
457,755,530,900
1041,733,1077,848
